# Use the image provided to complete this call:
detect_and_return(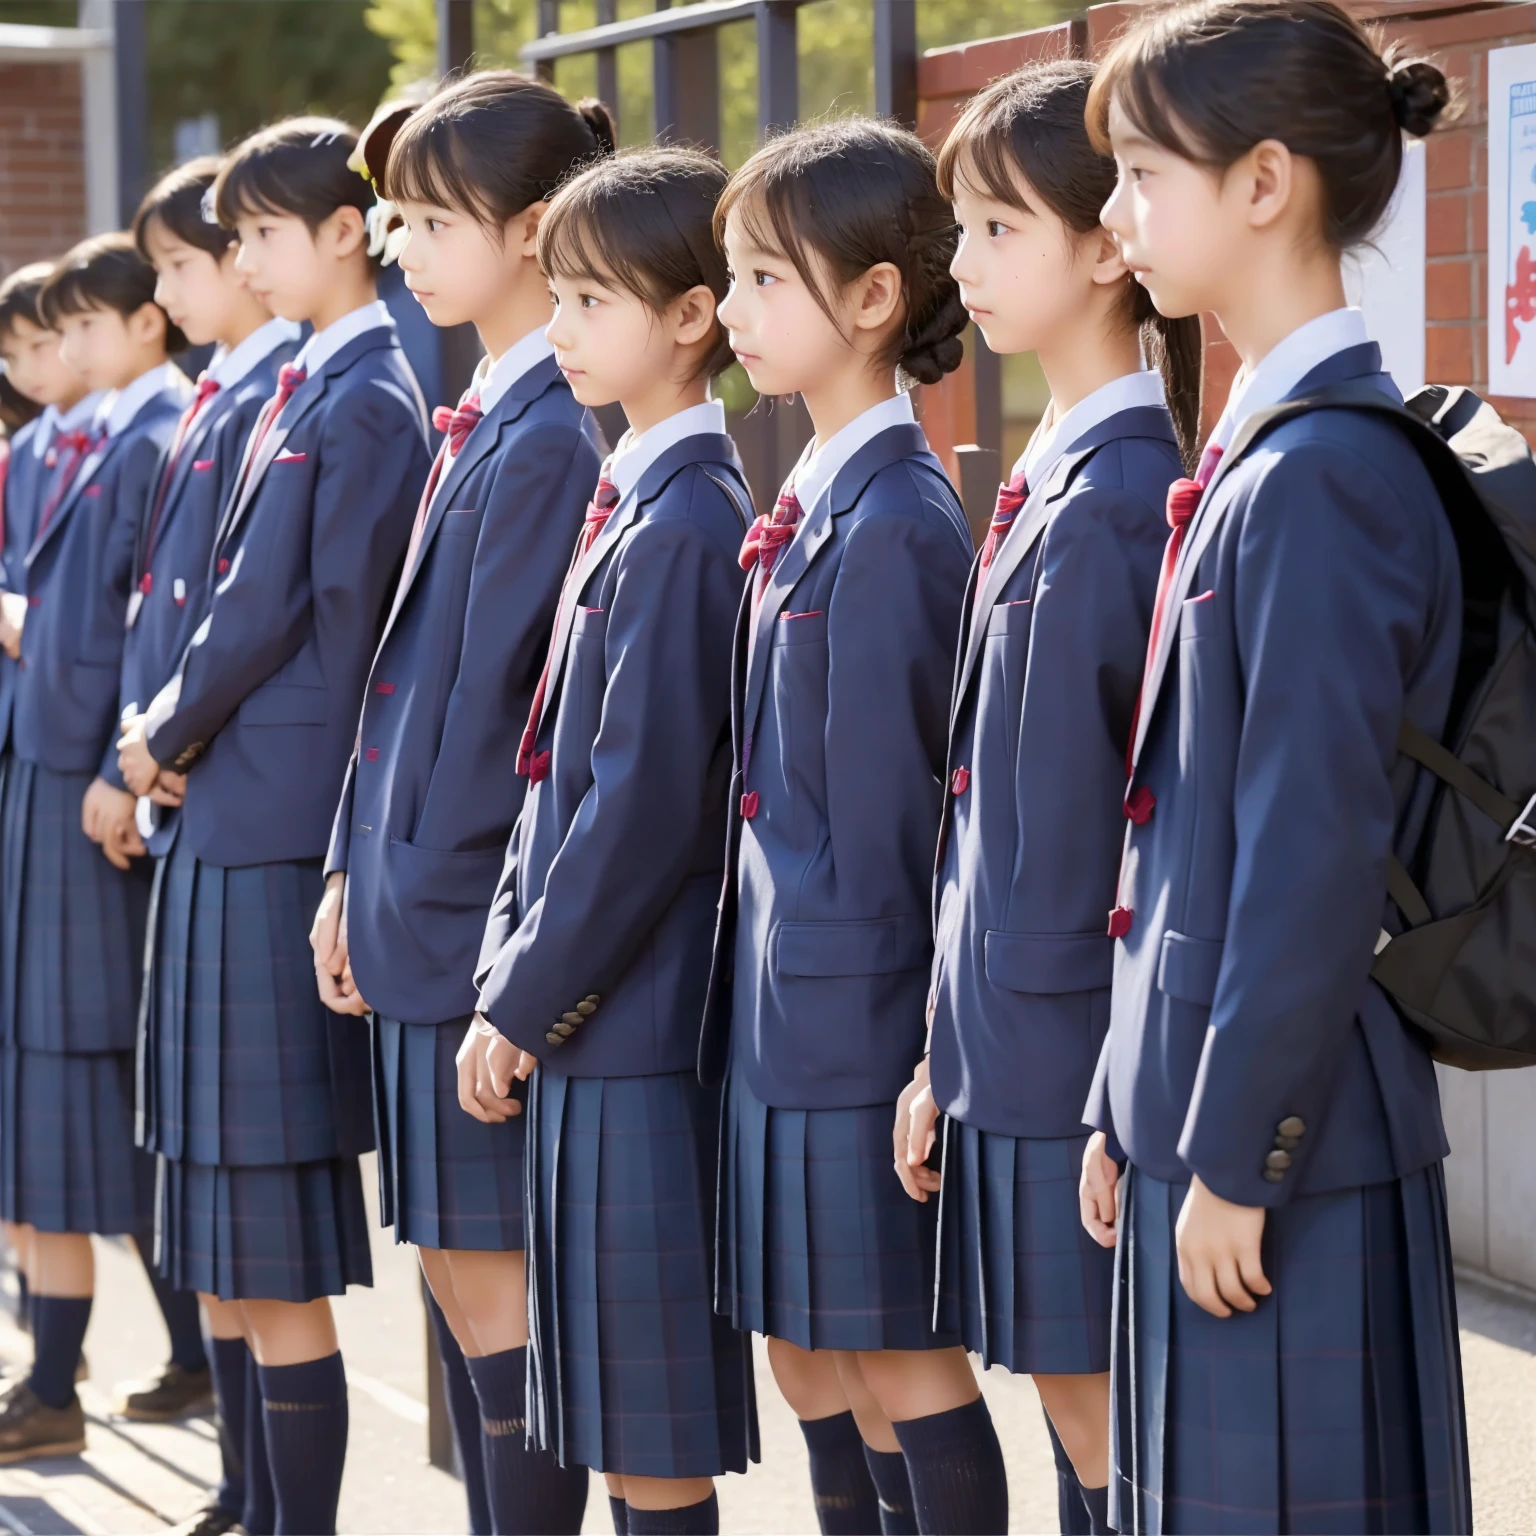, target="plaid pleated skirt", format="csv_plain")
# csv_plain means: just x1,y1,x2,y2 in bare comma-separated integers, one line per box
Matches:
372,1014,525,1251
717,1064,954,1351
934,1119,1112,1375
1111,1164,1472,1536
526,1068,758,1478
142,835,374,1300
0,756,154,1233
